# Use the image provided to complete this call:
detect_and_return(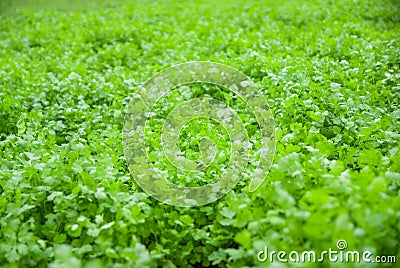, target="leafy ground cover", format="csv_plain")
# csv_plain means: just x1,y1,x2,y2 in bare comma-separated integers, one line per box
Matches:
0,0,399,267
